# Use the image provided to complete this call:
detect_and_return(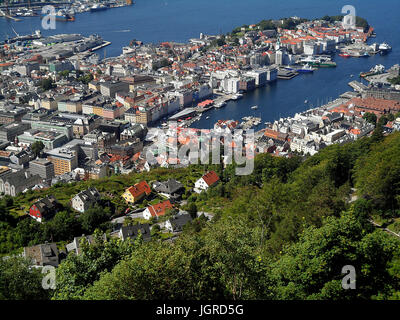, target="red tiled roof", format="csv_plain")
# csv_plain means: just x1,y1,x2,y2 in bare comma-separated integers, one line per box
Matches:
146,200,173,217
127,181,151,198
201,171,220,187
